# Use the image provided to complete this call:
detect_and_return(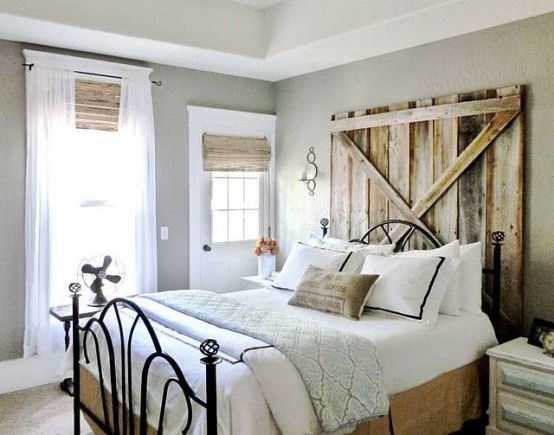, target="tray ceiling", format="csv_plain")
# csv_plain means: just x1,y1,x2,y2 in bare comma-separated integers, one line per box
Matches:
1,0,553,81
